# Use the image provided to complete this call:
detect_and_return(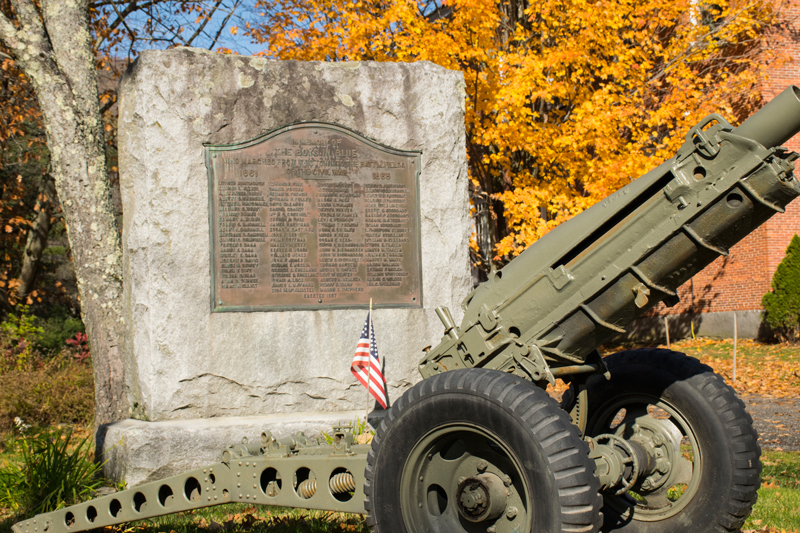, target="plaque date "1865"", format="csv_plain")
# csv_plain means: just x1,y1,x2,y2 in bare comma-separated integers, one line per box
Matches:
205,123,423,311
